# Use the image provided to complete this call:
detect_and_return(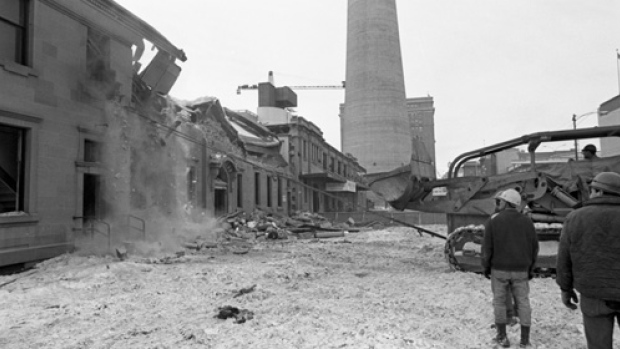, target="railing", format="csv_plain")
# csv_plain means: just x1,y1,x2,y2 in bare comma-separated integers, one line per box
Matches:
128,215,146,240
73,216,112,252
